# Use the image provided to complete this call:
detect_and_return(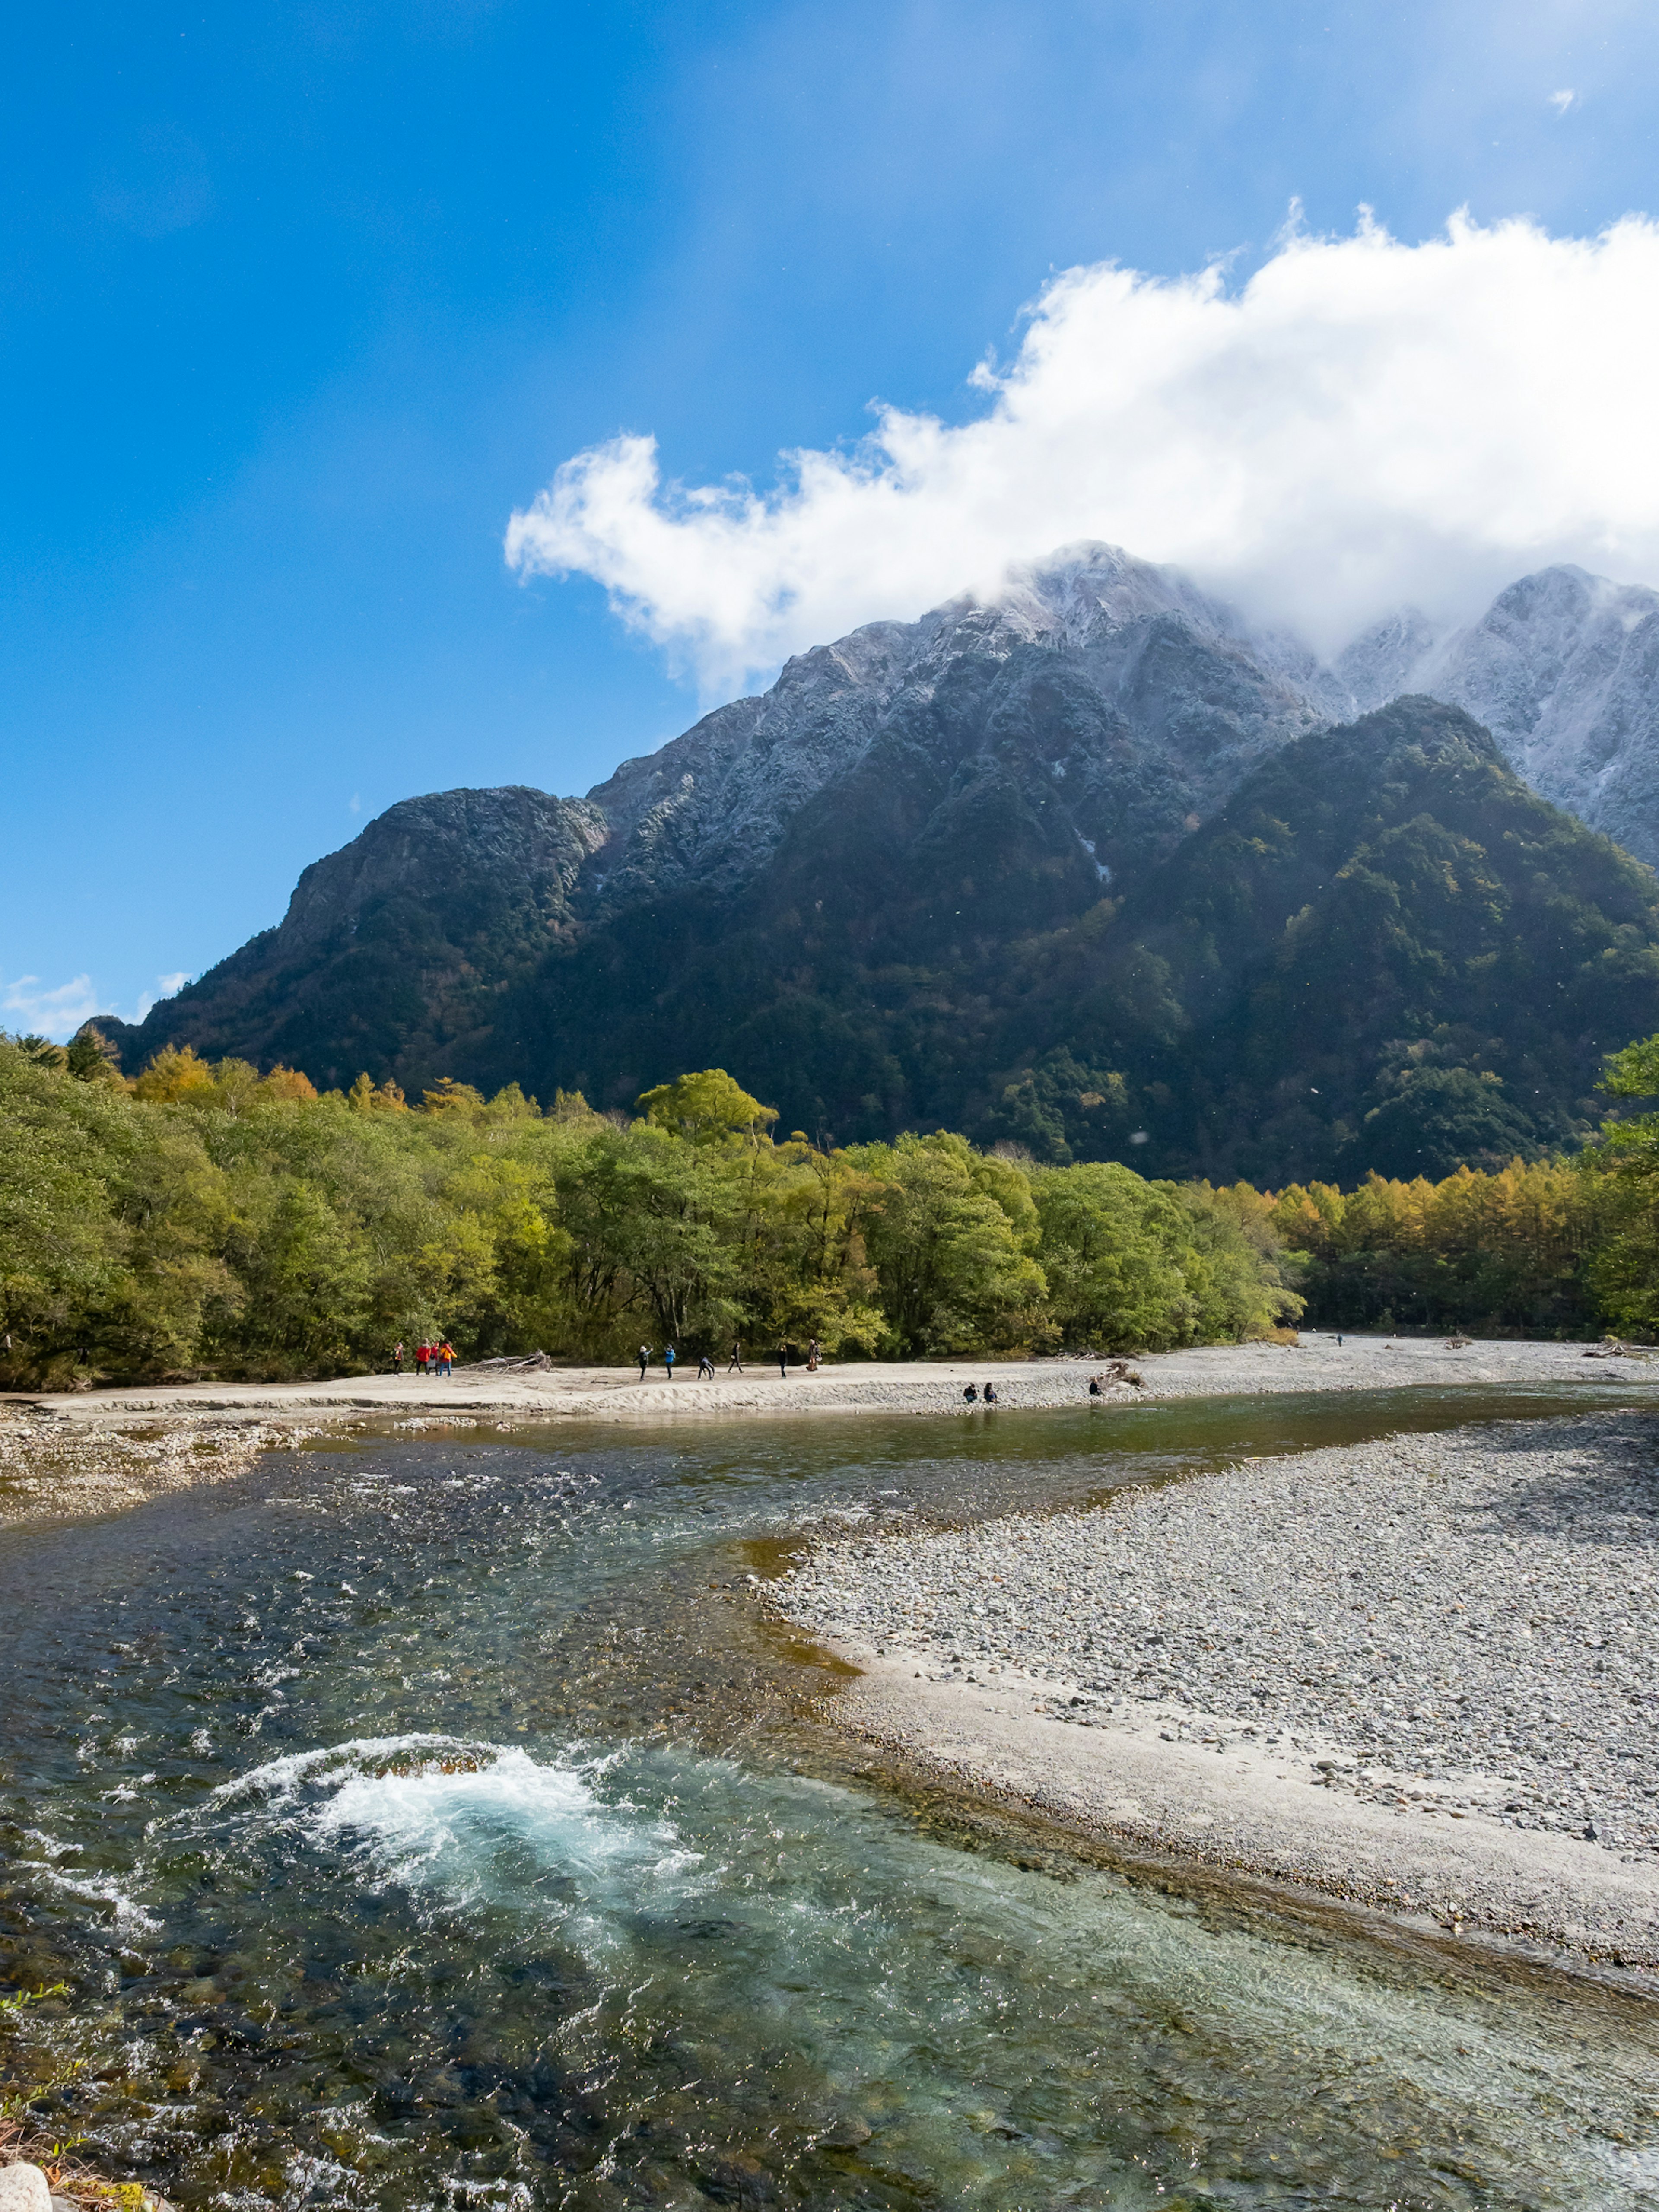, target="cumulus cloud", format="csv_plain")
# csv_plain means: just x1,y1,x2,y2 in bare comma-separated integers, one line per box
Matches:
2,973,103,1040
3,969,192,1040
508,211,1659,688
